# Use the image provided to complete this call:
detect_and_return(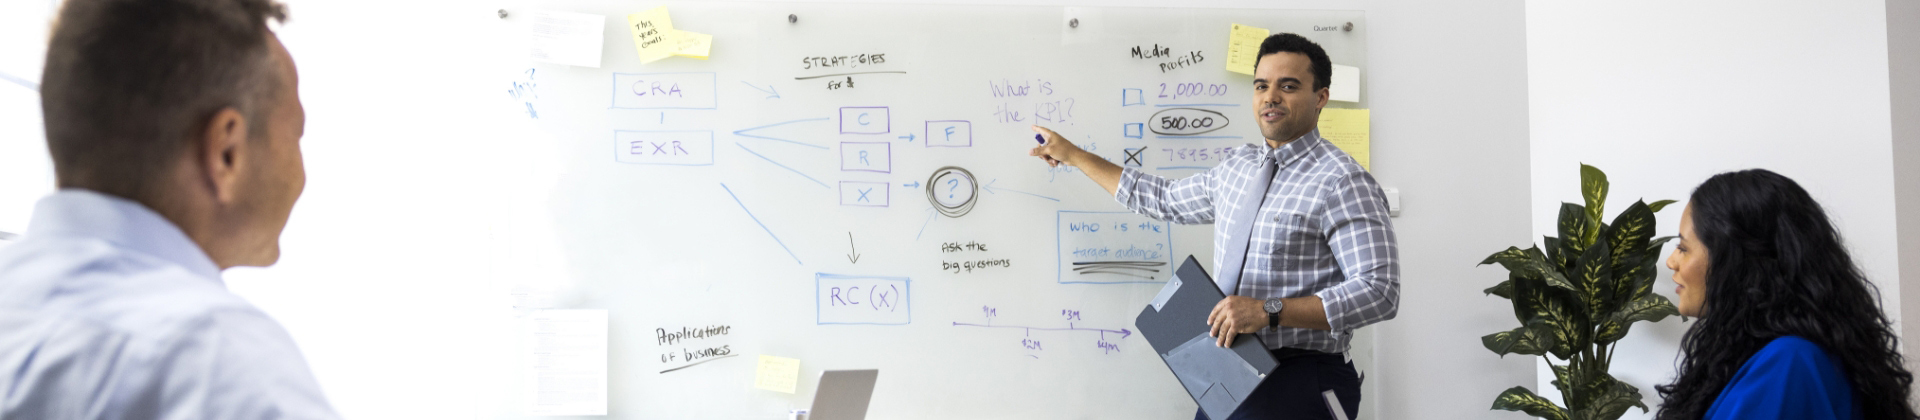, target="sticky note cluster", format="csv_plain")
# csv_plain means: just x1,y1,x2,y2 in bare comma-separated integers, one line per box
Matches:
1225,23,1270,76
626,6,712,63
754,355,801,394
